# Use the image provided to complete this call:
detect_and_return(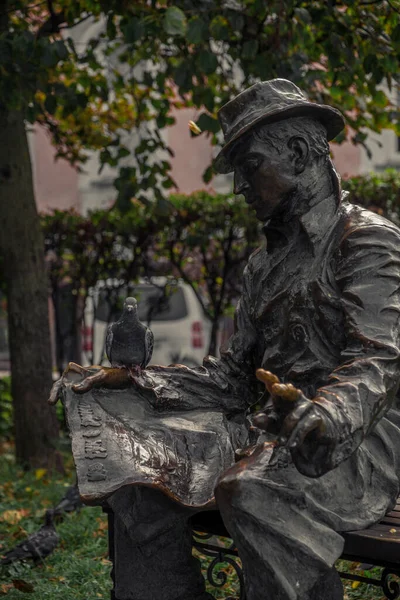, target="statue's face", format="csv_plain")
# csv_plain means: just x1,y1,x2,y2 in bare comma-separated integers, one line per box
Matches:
231,131,297,222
